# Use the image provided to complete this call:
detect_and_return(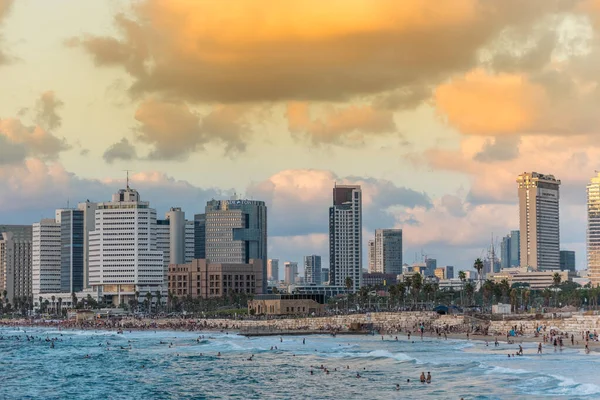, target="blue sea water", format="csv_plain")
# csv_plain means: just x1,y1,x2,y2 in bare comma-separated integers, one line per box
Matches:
1,327,599,399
